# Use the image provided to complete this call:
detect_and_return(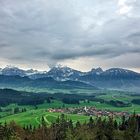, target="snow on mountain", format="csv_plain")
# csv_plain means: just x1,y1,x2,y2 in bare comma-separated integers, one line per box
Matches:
0,66,140,82
83,67,140,78
102,68,140,78
0,66,140,91
0,66,44,77
87,67,103,75
25,69,45,76
1,66,26,77
0,68,2,74
46,65,84,81
105,68,135,74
